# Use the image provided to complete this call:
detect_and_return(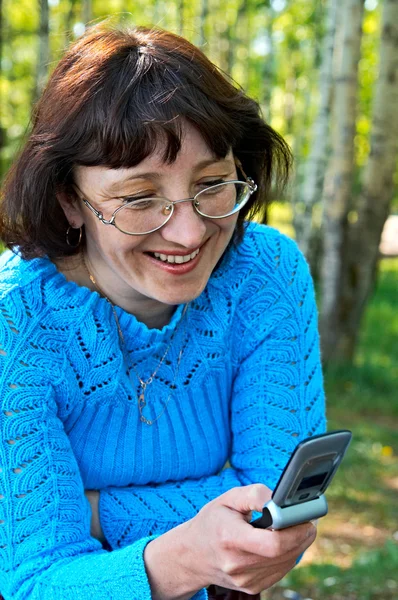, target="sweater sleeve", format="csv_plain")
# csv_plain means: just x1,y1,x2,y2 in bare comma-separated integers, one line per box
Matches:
0,303,206,600
99,237,326,550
